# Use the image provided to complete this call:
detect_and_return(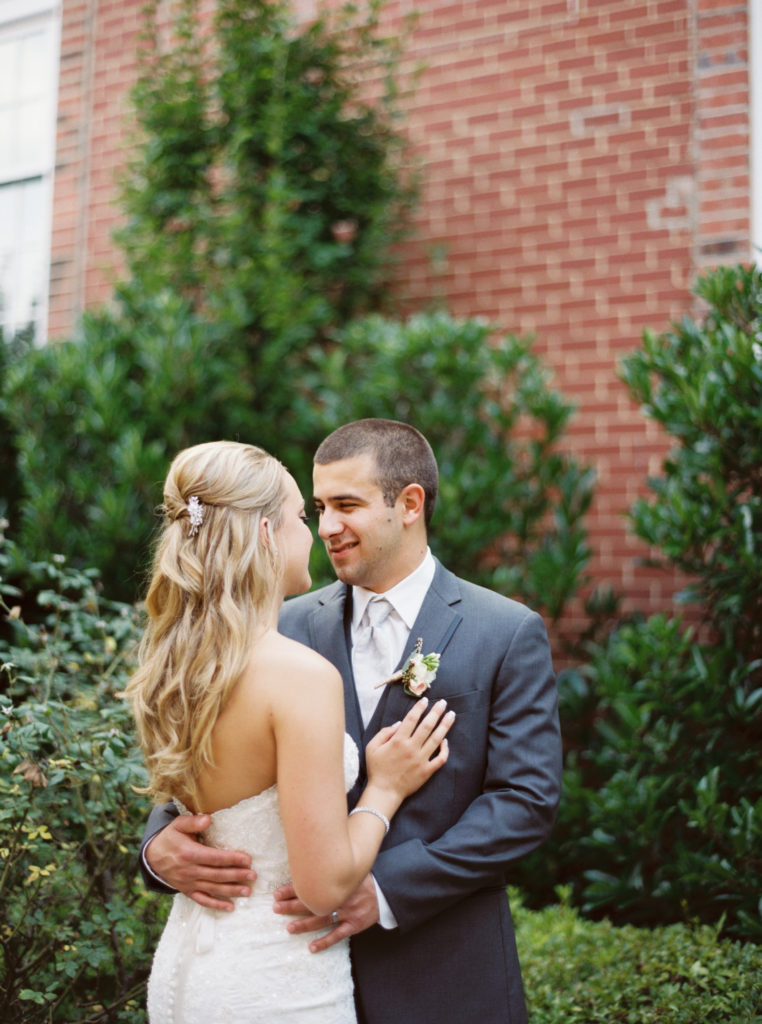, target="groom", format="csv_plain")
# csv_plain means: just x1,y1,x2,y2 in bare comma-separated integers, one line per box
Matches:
140,418,562,1024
